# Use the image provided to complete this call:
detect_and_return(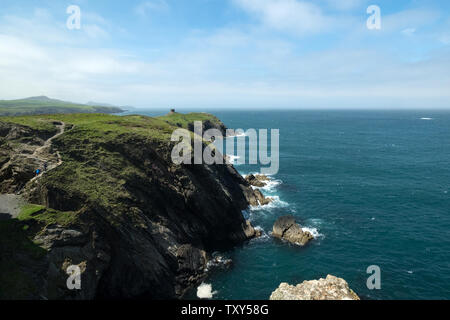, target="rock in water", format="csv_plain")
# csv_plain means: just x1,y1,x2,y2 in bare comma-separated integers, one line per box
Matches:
272,215,313,246
245,174,271,188
243,220,262,238
270,275,360,300
245,174,266,187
